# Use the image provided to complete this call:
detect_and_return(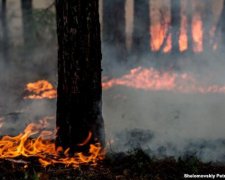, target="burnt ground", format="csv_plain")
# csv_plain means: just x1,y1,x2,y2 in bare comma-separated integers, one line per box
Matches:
1,54,225,179
0,149,225,180
1,87,225,179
